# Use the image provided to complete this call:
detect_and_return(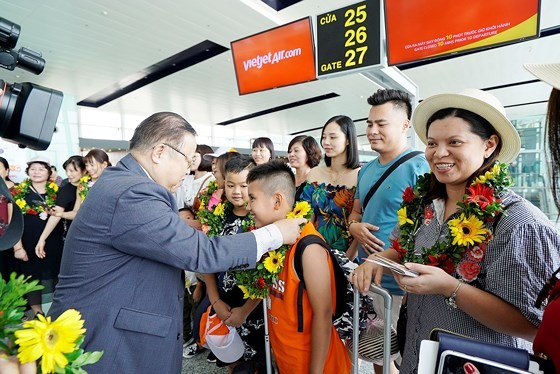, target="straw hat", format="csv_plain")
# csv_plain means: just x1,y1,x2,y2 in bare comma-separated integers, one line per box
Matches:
412,88,521,164
524,62,560,91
